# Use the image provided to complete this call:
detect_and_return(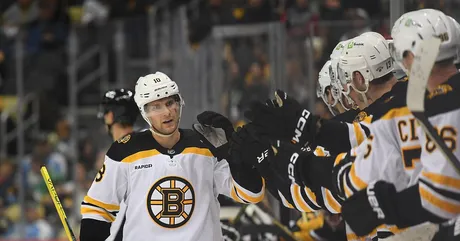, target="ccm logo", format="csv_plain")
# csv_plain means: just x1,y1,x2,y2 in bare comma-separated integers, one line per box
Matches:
292,110,311,143
288,153,299,183
135,164,153,170
367,182,385,220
